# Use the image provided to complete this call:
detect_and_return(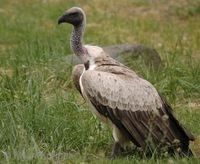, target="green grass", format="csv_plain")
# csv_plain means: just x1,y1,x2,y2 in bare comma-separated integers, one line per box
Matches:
0,0,200,163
